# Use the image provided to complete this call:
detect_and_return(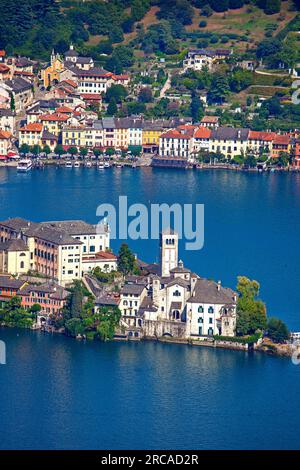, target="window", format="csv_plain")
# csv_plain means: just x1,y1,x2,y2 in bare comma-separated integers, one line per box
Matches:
20,261,24,269
198,317,203,324
209,317,213,324
198,306,204,313
208,306,214,314
90,246,95,252
173,290,180,297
